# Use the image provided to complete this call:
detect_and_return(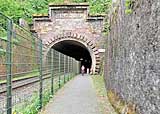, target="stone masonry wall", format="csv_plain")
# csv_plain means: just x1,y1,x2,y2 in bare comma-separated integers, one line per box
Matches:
33,3,106,74
33,4,105,49
105,0,160,114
